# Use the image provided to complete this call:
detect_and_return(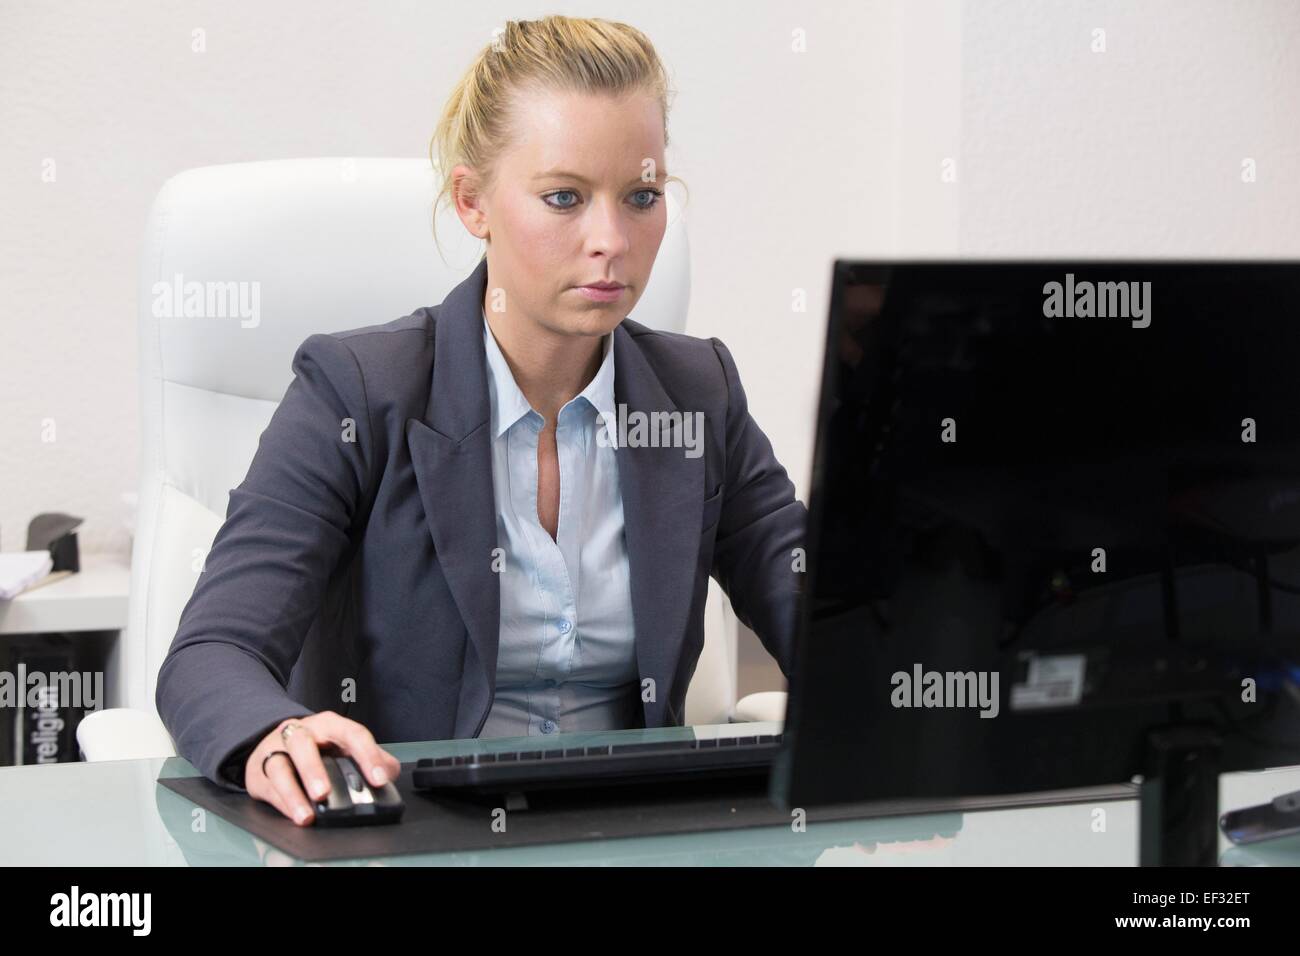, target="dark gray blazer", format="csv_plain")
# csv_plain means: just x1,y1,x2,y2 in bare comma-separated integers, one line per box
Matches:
155,257,807,791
